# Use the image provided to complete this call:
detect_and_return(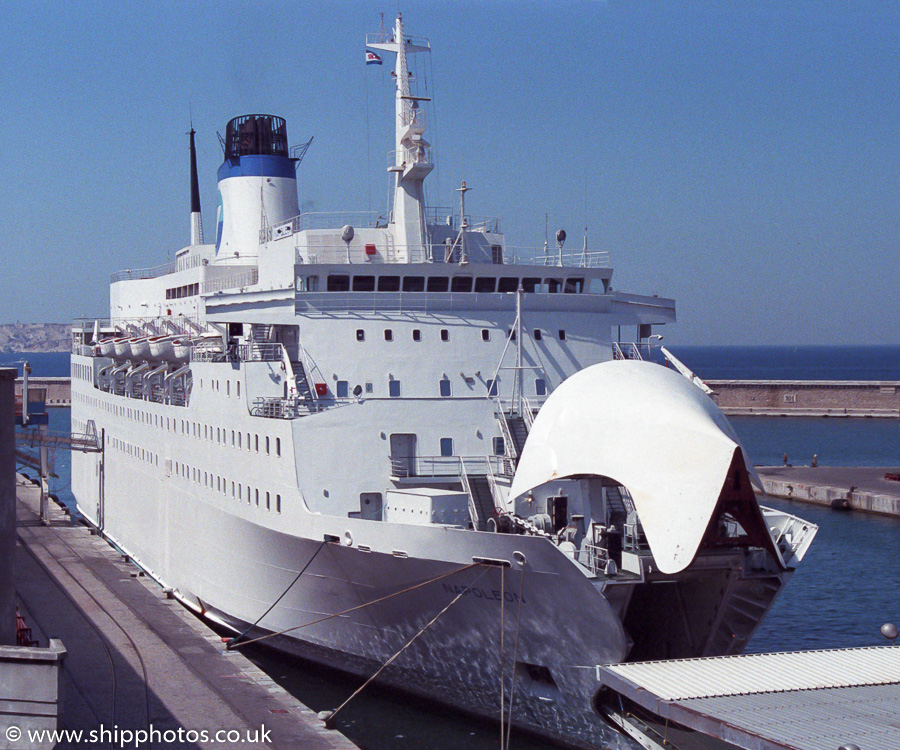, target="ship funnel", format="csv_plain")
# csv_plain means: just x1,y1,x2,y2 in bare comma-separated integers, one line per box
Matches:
215,114,299,262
